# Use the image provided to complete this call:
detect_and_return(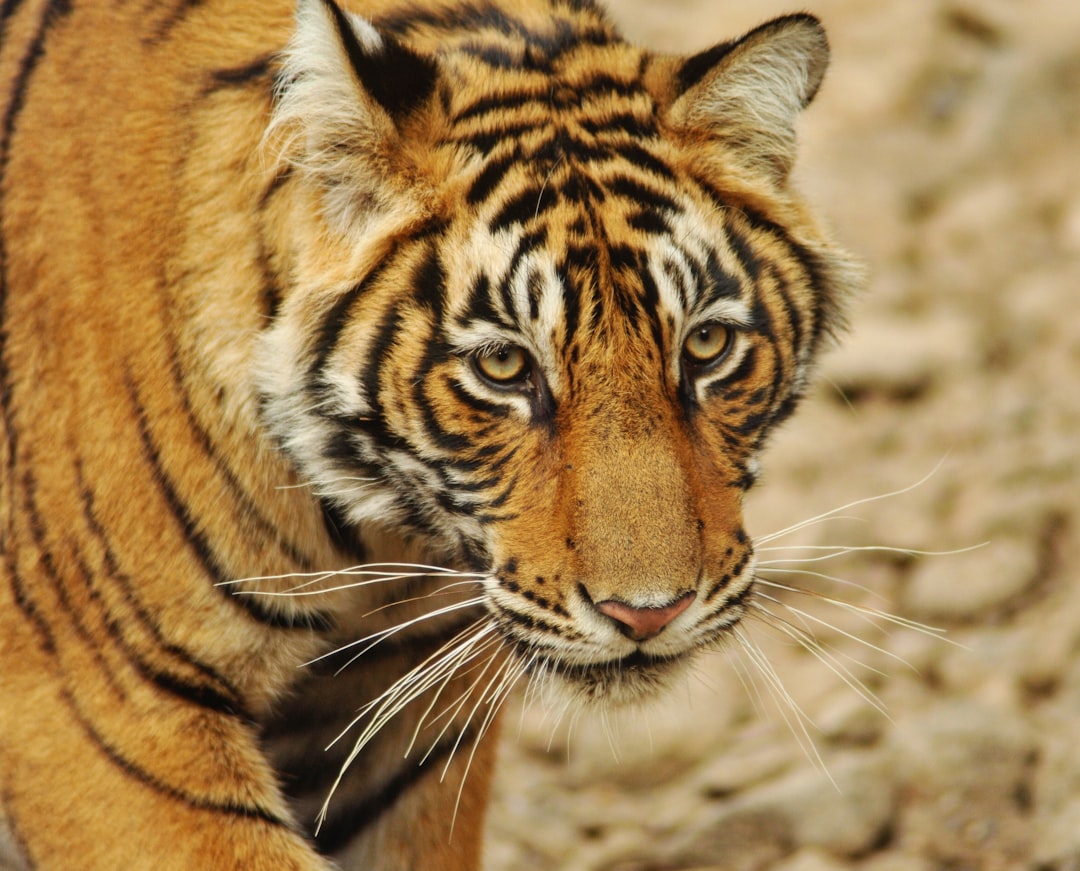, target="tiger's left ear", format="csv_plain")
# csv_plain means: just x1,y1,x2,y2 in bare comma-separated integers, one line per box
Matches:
665,14,829,185
270,0,440,234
